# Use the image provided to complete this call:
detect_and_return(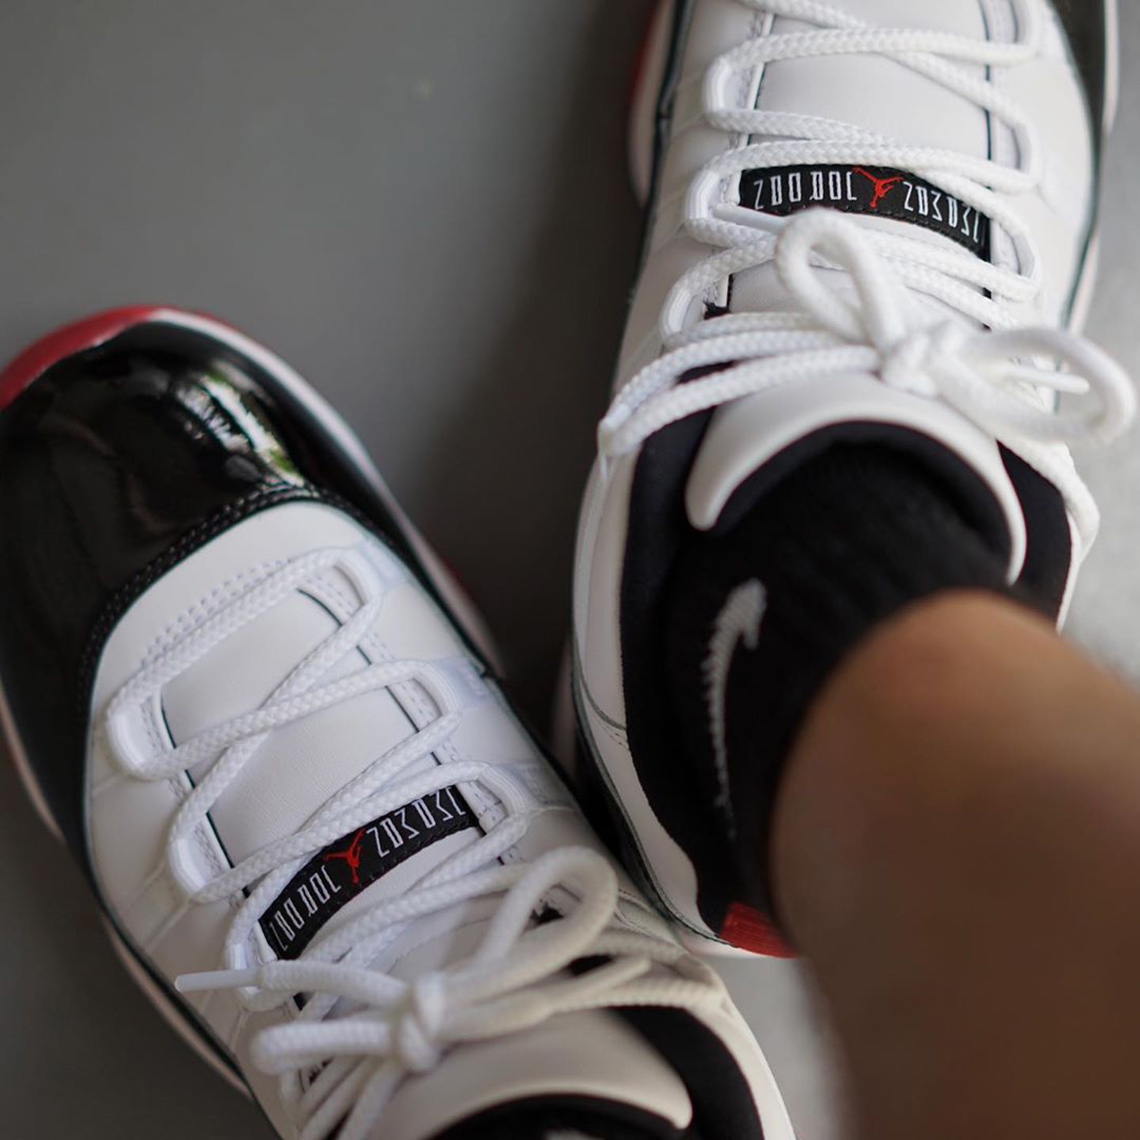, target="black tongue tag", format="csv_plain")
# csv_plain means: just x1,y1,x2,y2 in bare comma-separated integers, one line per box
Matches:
260,786,478,960
739,163,991,260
